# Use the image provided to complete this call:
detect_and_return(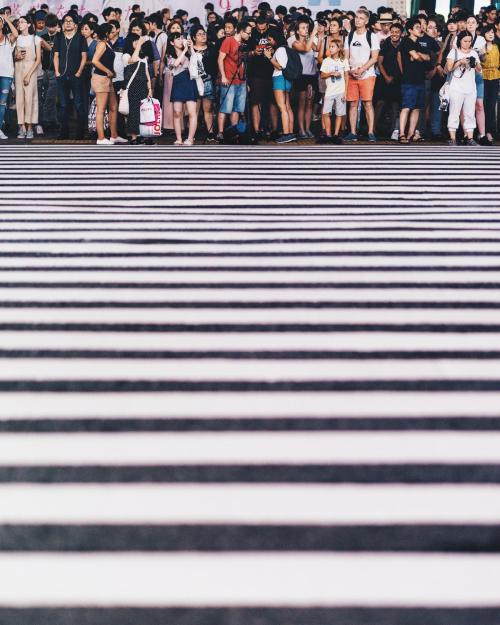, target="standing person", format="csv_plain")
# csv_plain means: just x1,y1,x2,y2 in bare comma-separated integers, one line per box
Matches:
14,15,42,140
446,30,482,146
397,17,430,144
375,22,402,139
320,37,349,143
217,21,252,141
289,17,318,139
265,26,295,143
191,25,217,140
38,14,59,135
466,14,488,144
91,23,126,145
54,12,88,140
149,14,168,99
344,8,379,142
247,15,279,140
108,19,126,137
0,11,17,140
162,20,183,133
122,33,152,144
481,24,499,144
80,20,96,128
167,31,198,145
